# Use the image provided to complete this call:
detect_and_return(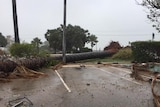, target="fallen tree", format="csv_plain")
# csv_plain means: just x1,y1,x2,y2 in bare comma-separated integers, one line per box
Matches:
0,51,115,76
0,57,53,74
54,51,114,62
